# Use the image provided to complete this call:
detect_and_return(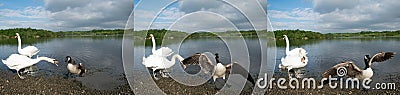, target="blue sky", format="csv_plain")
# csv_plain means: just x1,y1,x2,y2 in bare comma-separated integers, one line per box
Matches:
1,0,399,33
